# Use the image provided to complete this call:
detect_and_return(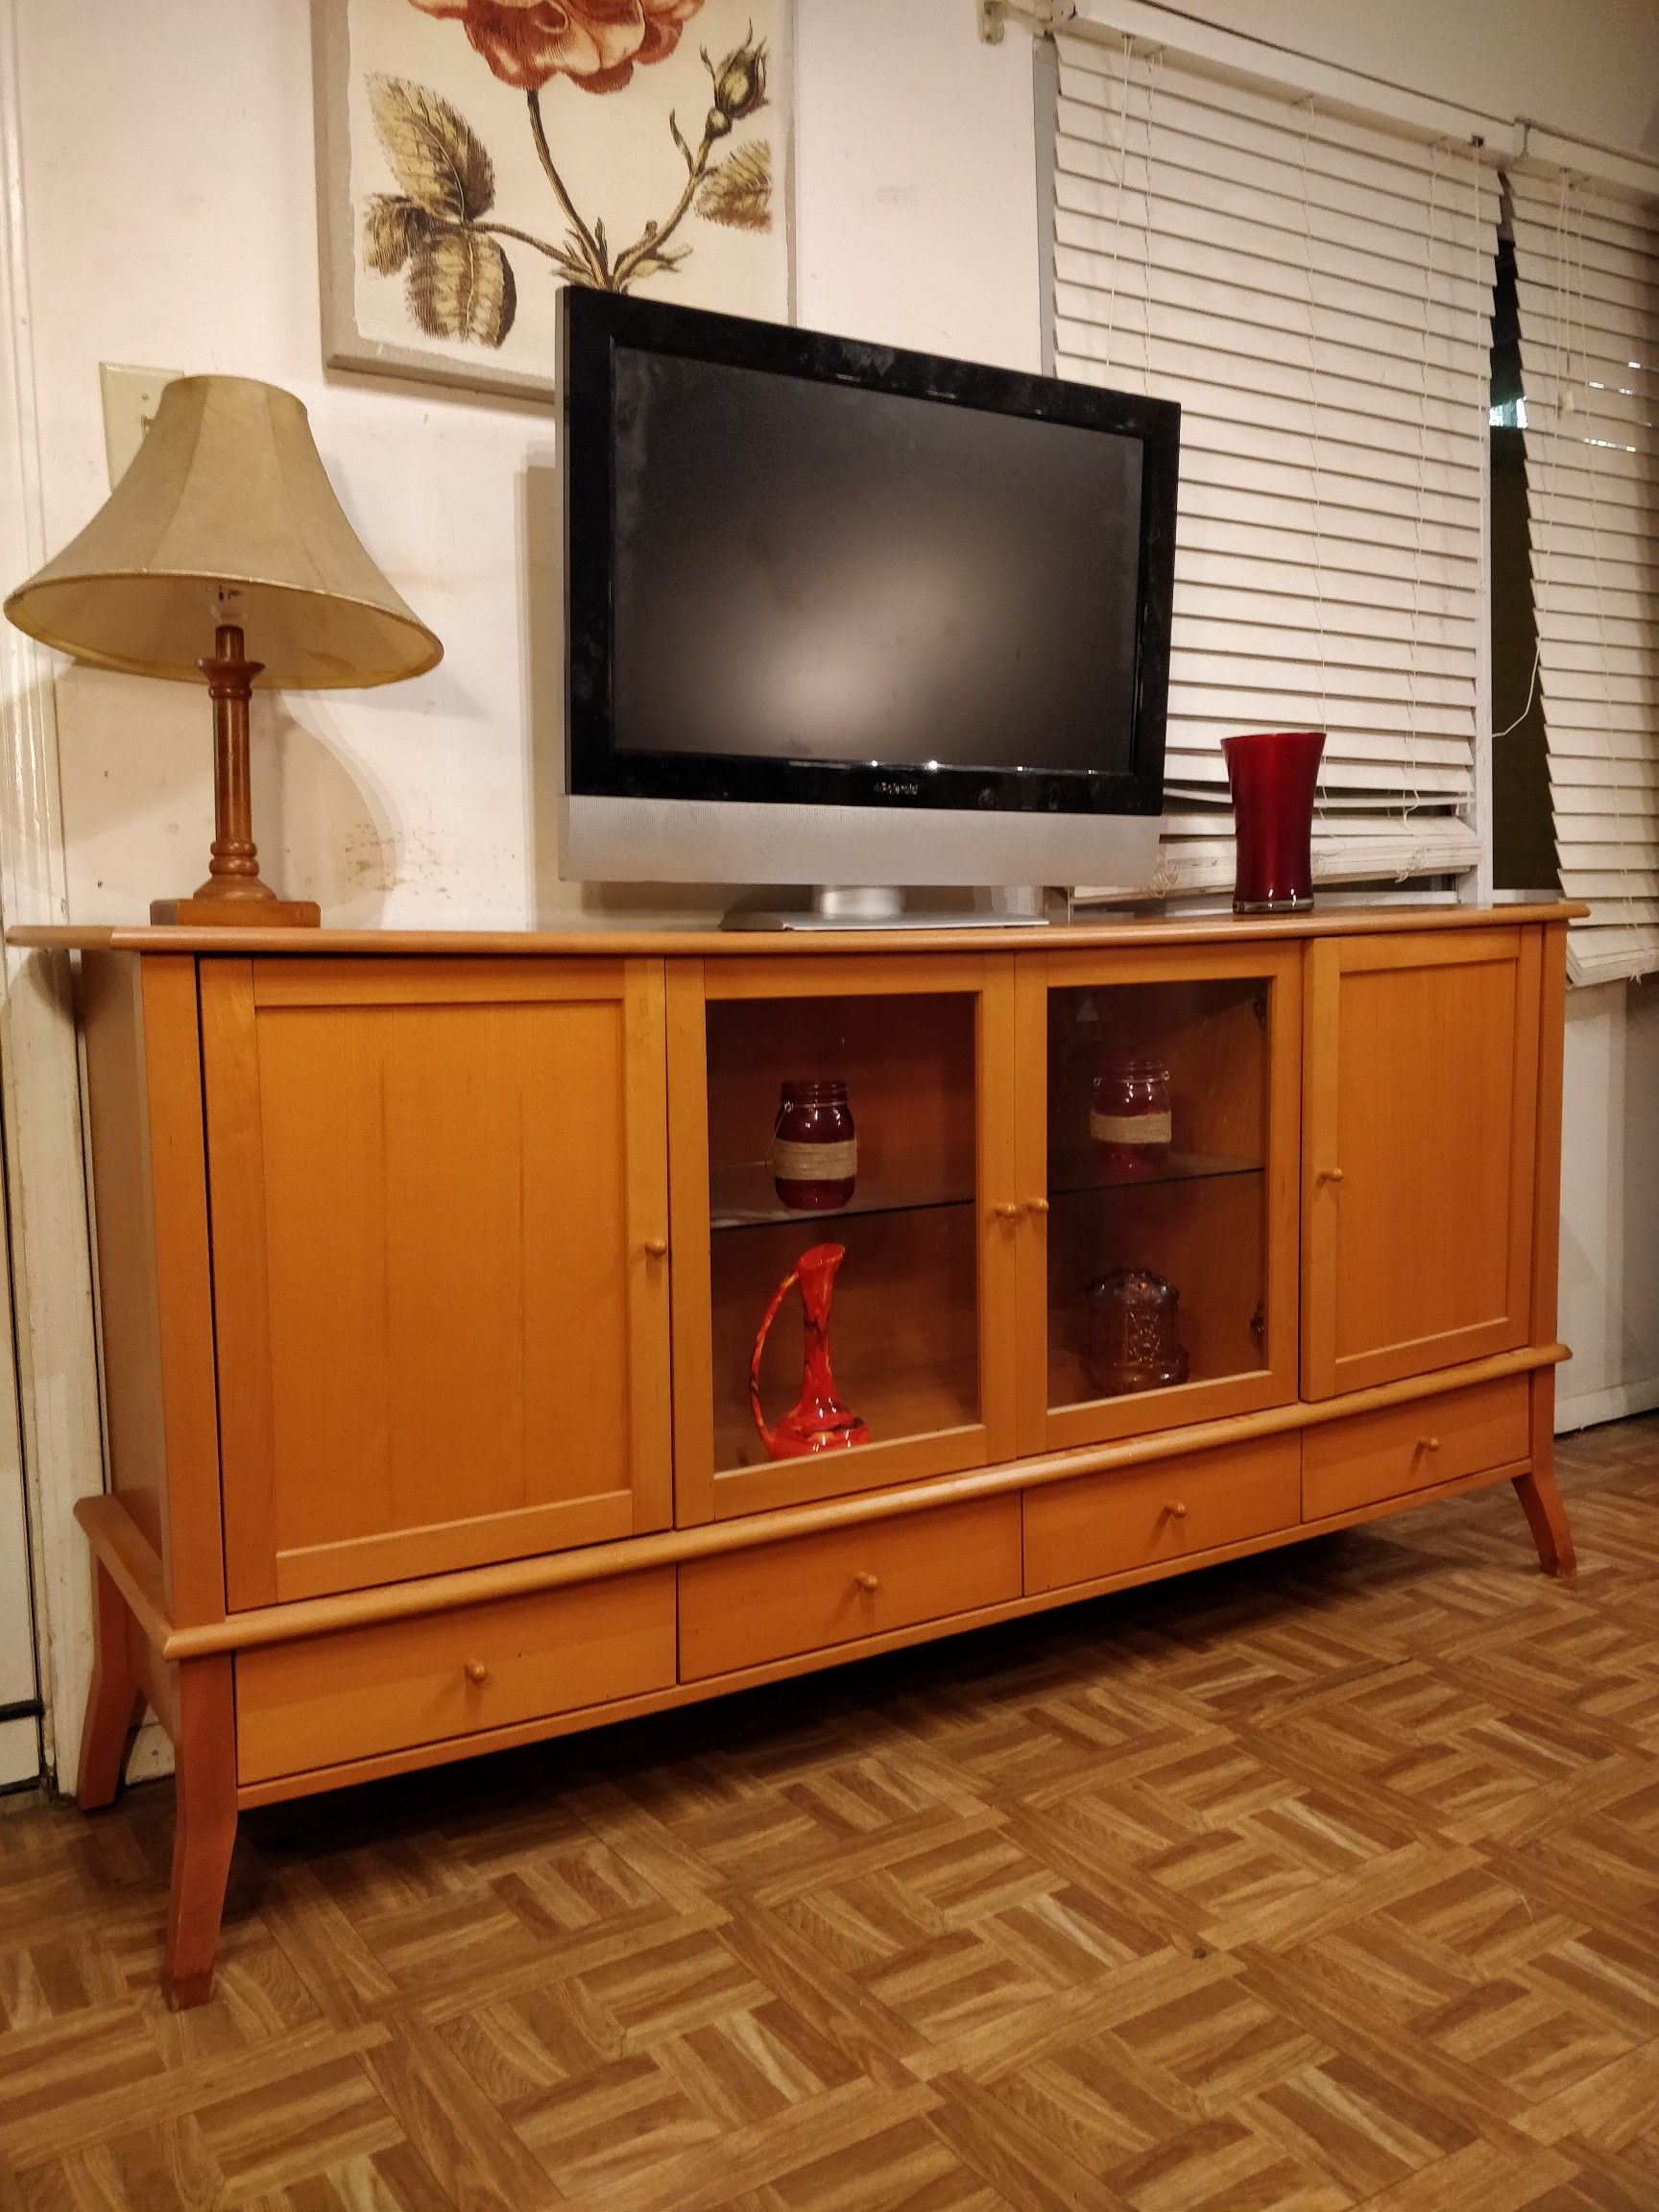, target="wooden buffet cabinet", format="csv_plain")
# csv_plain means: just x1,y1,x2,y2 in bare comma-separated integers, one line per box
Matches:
21,903,1578,2008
